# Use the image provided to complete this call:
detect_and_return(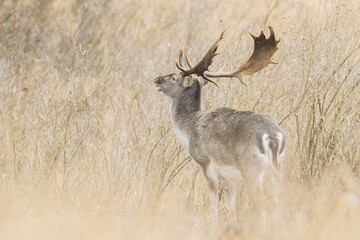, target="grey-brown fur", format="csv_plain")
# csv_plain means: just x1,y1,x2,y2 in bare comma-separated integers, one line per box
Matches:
154,73,285,196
